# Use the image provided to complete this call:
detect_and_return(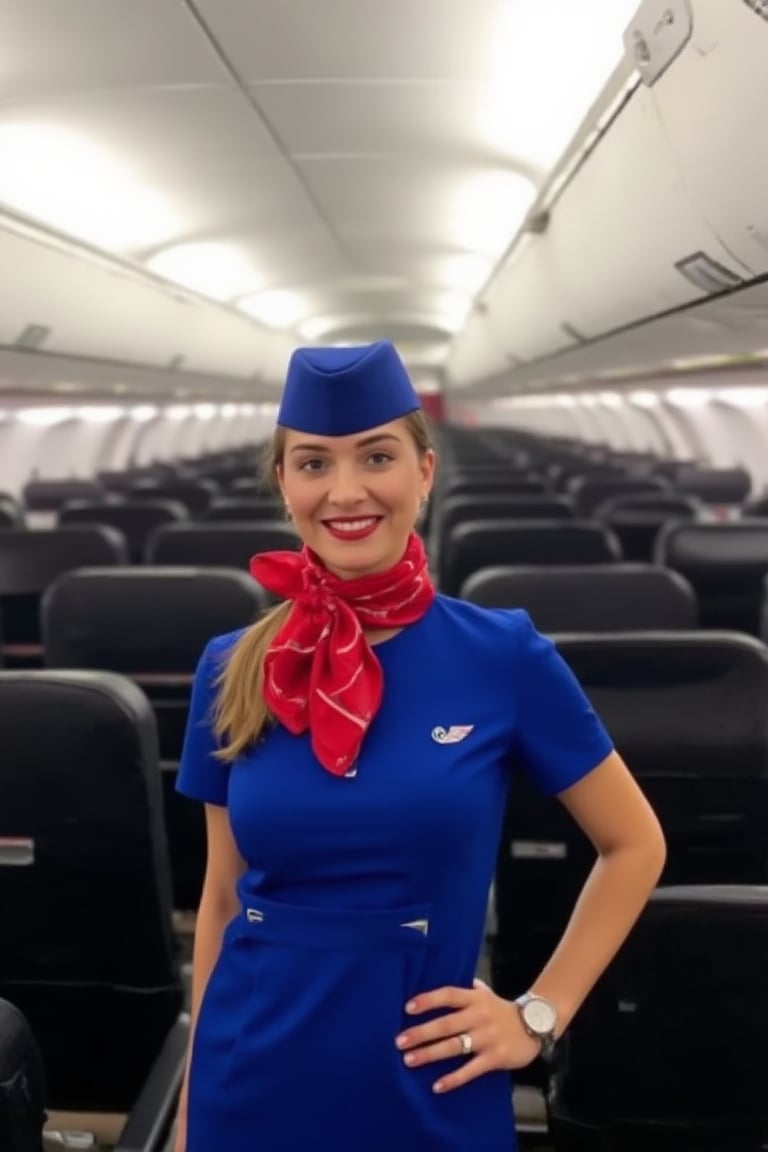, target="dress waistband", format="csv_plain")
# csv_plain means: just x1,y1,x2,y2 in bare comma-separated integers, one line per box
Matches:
236,893,434,951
